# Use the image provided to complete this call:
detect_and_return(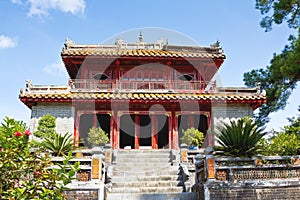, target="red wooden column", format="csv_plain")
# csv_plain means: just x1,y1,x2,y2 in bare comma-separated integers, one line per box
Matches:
115,59,120,90
151,115,158,149
111,104,119,149
74,111,80,147
109,113,114,148
168,114,172,149
189,114,195,128
114,113,120,149
135,115,140,149
171,109,179,149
